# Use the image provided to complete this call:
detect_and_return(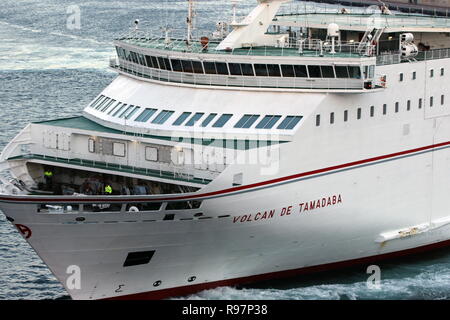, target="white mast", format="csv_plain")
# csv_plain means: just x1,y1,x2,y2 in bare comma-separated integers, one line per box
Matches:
186,0,195,45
